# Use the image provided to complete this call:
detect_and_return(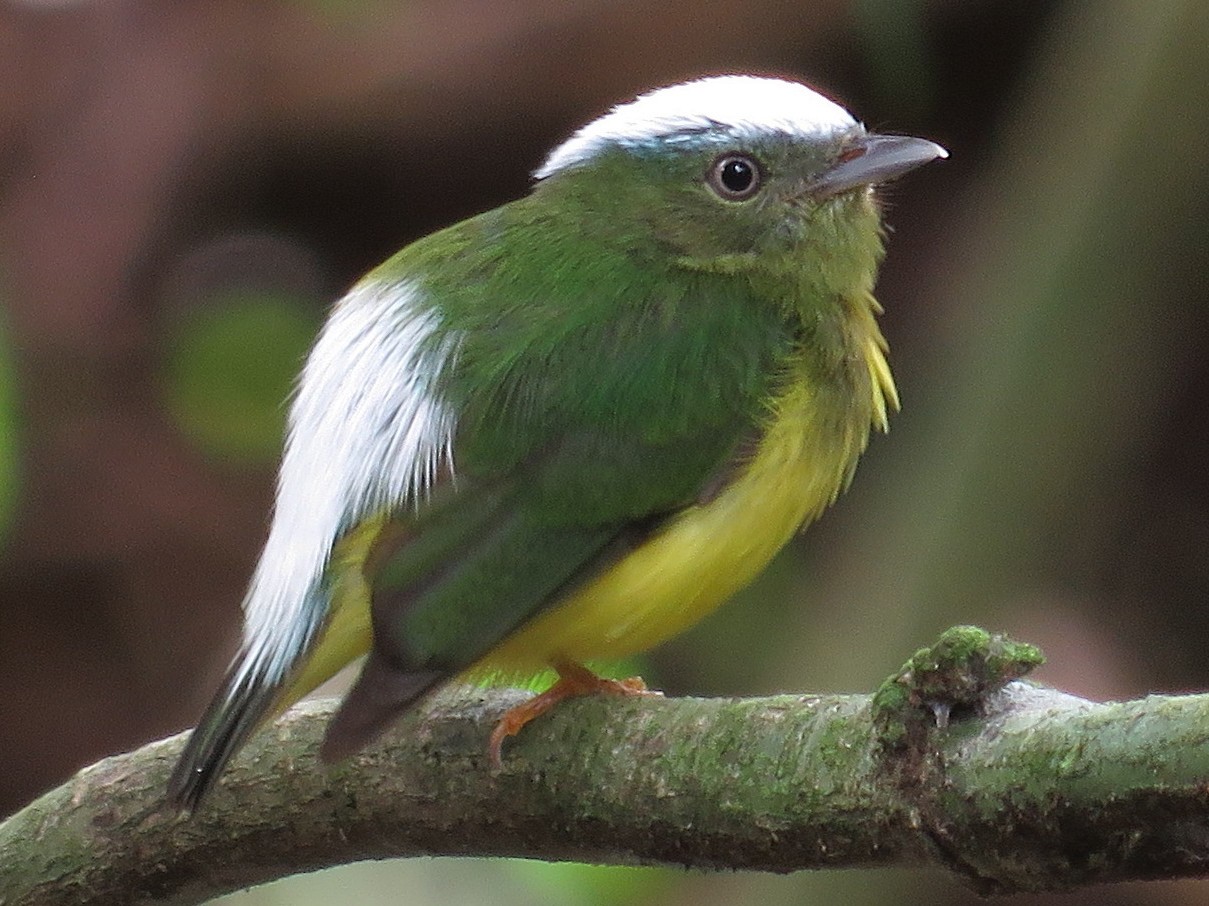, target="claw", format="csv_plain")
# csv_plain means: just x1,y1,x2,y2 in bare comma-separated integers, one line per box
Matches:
488,660,653,768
